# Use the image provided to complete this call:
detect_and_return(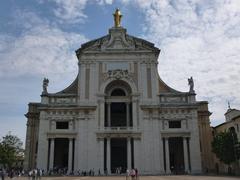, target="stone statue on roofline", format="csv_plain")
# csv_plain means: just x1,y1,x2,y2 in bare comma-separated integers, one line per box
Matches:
188,76,195,93
113,8,122,27
42,77,49,95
